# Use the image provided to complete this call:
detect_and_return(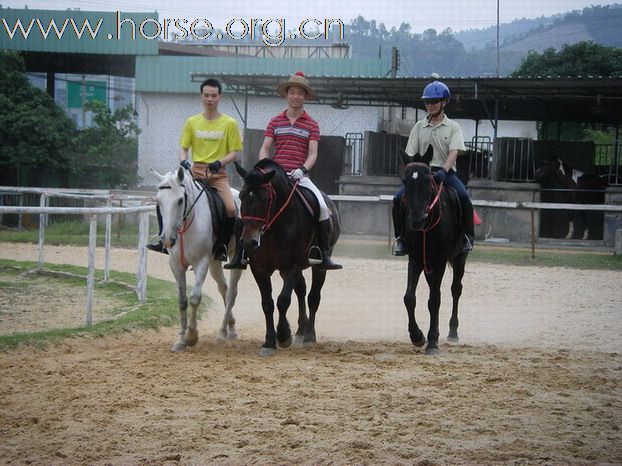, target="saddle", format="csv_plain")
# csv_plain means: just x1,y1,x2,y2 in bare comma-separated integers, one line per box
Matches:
291,183,321,222
194,178,227,243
